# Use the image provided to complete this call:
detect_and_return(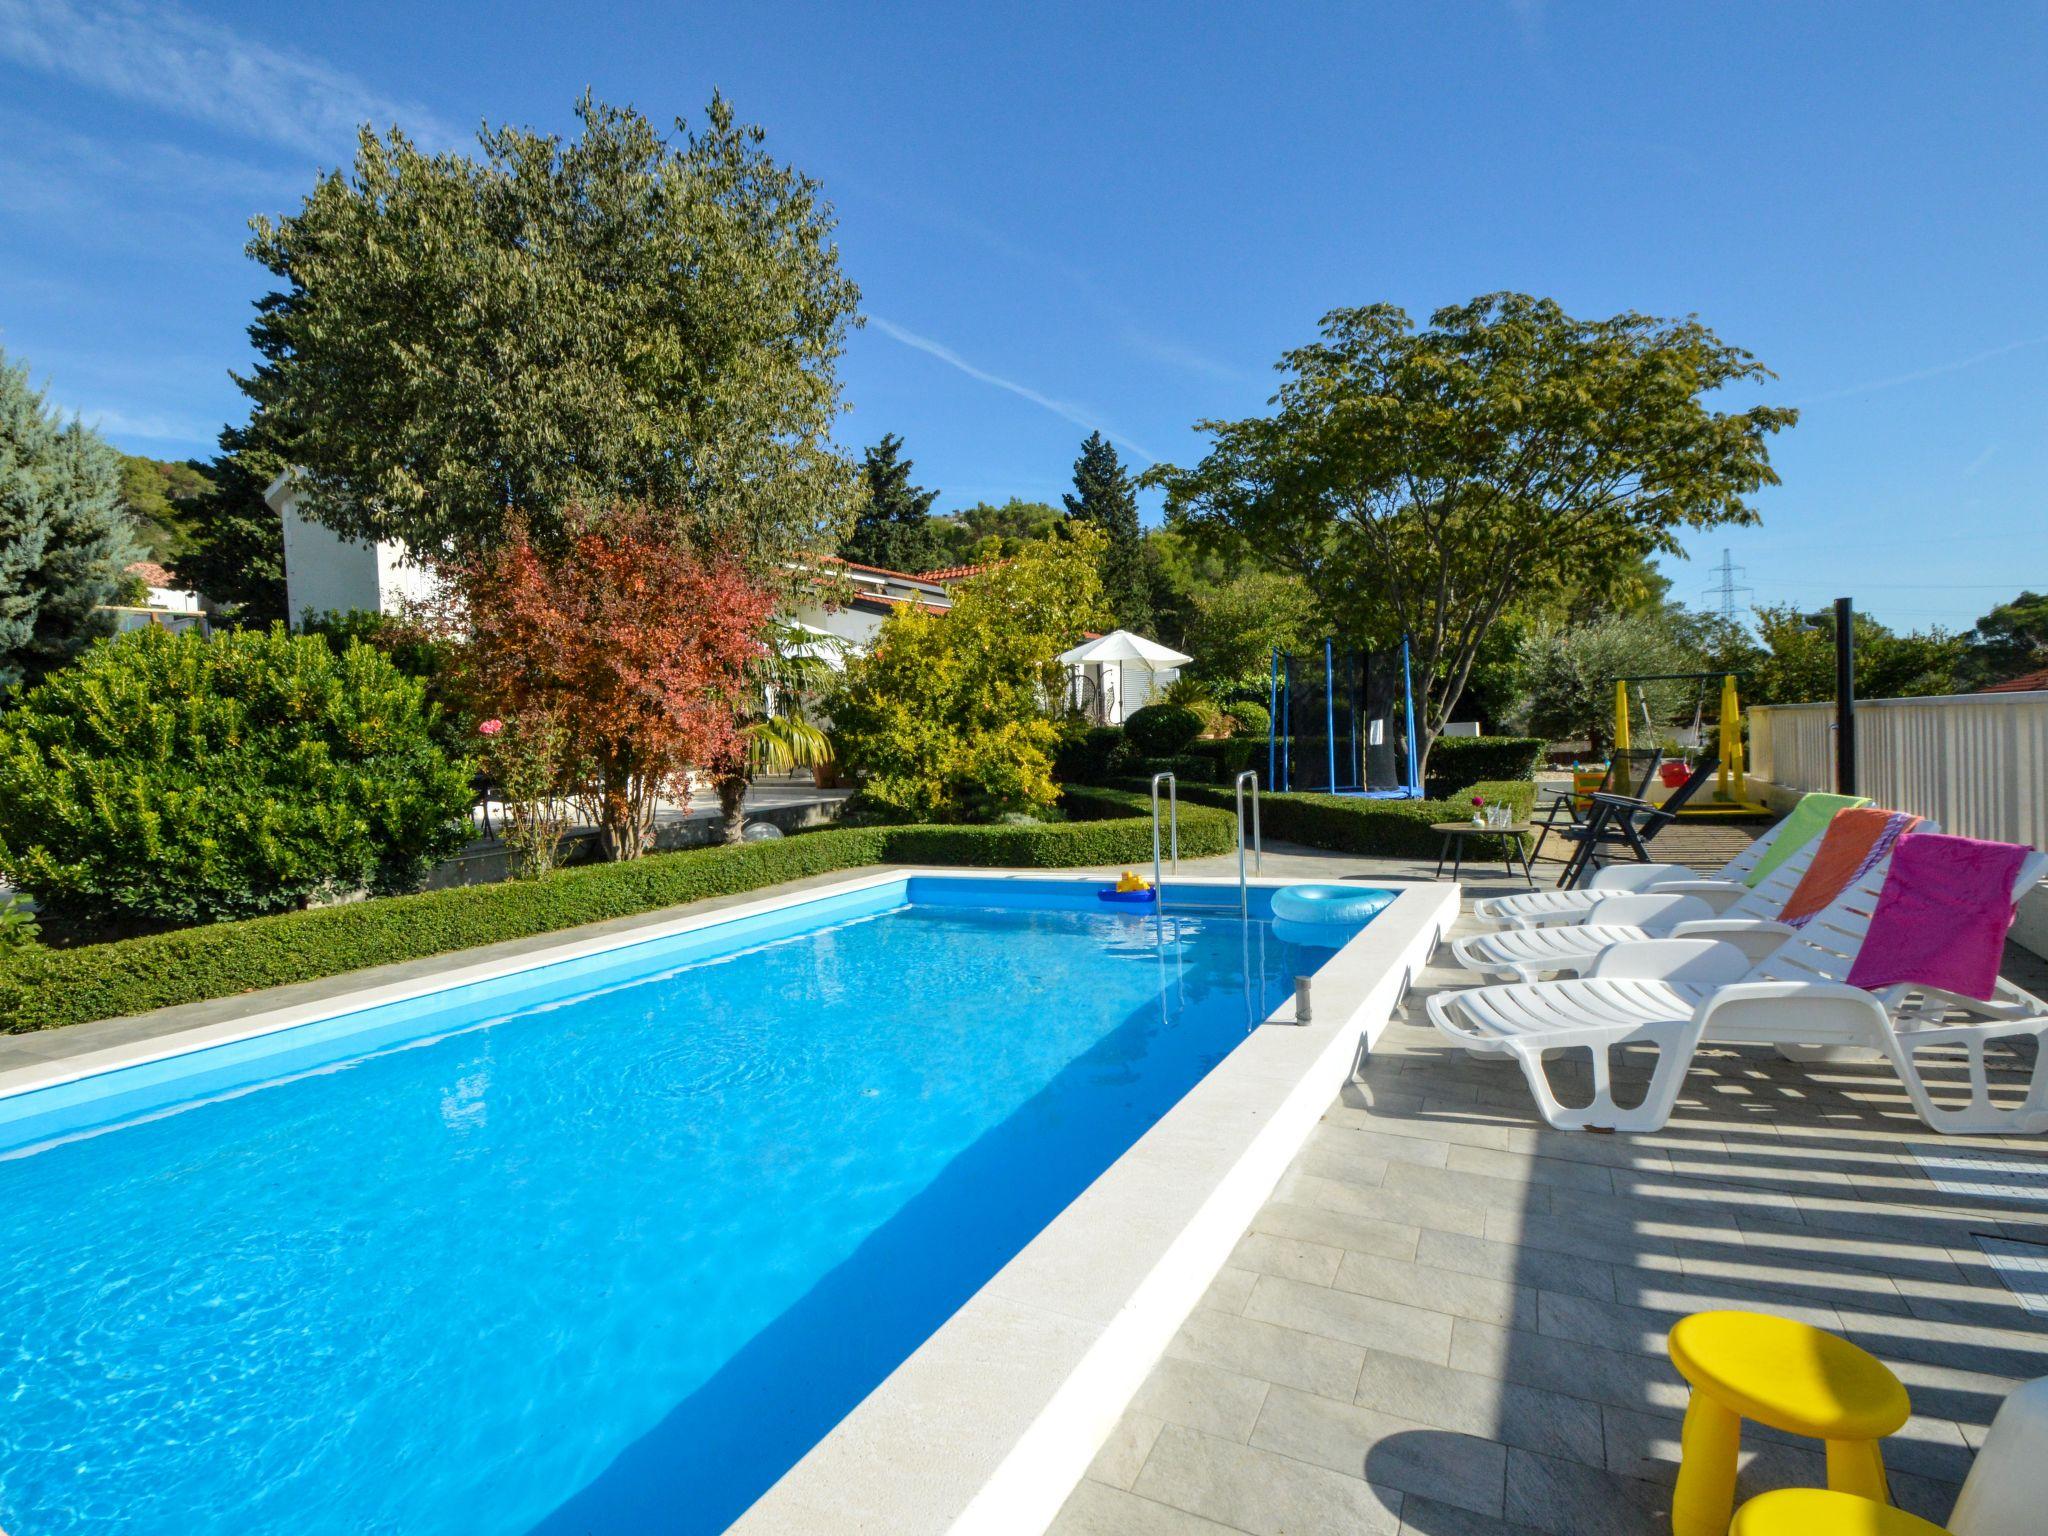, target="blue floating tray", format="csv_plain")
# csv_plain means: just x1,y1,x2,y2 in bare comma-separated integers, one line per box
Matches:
1096,887,1158,904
